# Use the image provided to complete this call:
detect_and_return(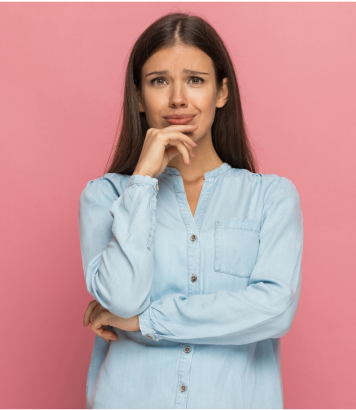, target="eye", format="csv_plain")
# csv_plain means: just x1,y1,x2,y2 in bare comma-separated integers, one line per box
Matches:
150,76,205,86
151,77,166,85
189,76,205,85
